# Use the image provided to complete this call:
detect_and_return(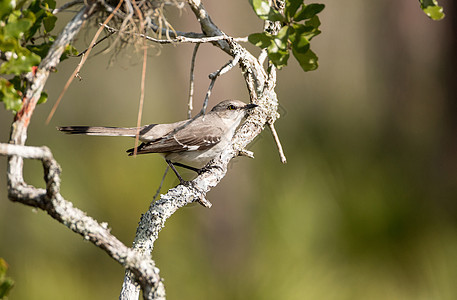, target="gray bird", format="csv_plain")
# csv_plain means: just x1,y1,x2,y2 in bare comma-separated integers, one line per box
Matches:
58,100,257,184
